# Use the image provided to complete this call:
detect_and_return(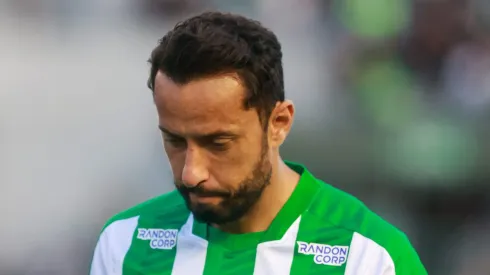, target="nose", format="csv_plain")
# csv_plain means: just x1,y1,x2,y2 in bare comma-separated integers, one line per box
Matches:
181,147,209,187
